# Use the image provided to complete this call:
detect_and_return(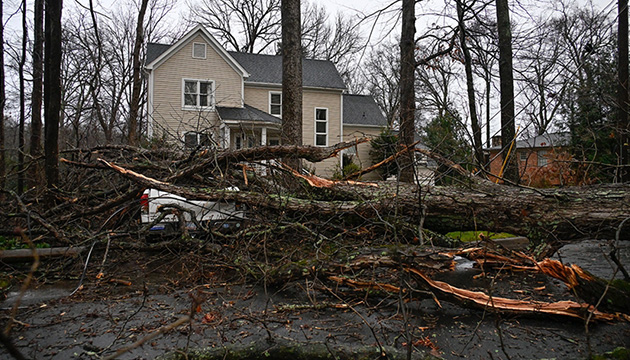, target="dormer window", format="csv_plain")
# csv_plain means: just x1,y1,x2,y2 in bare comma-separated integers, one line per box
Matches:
269,92,282,116
183,79,214,109
192,42,206,59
